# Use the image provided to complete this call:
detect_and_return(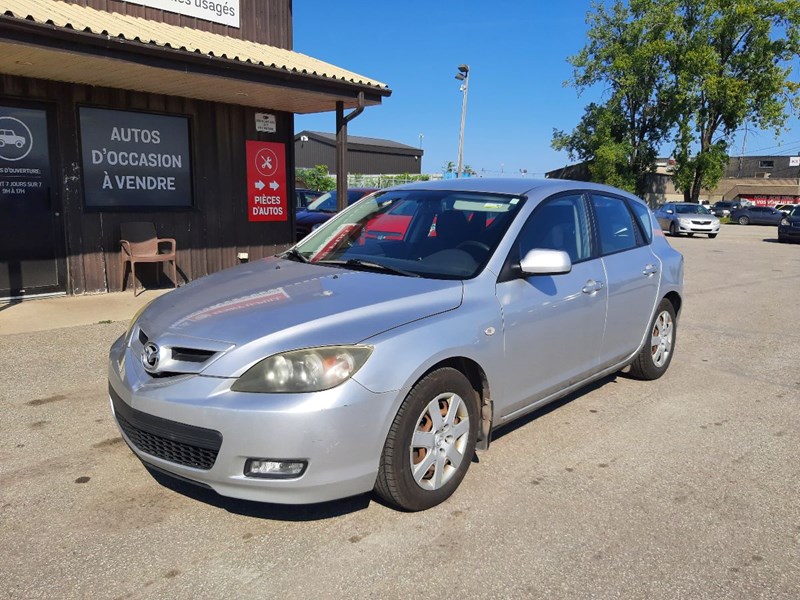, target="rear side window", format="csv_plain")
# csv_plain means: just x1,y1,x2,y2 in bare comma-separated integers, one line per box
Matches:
628,200,653,243
591,194,639,255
